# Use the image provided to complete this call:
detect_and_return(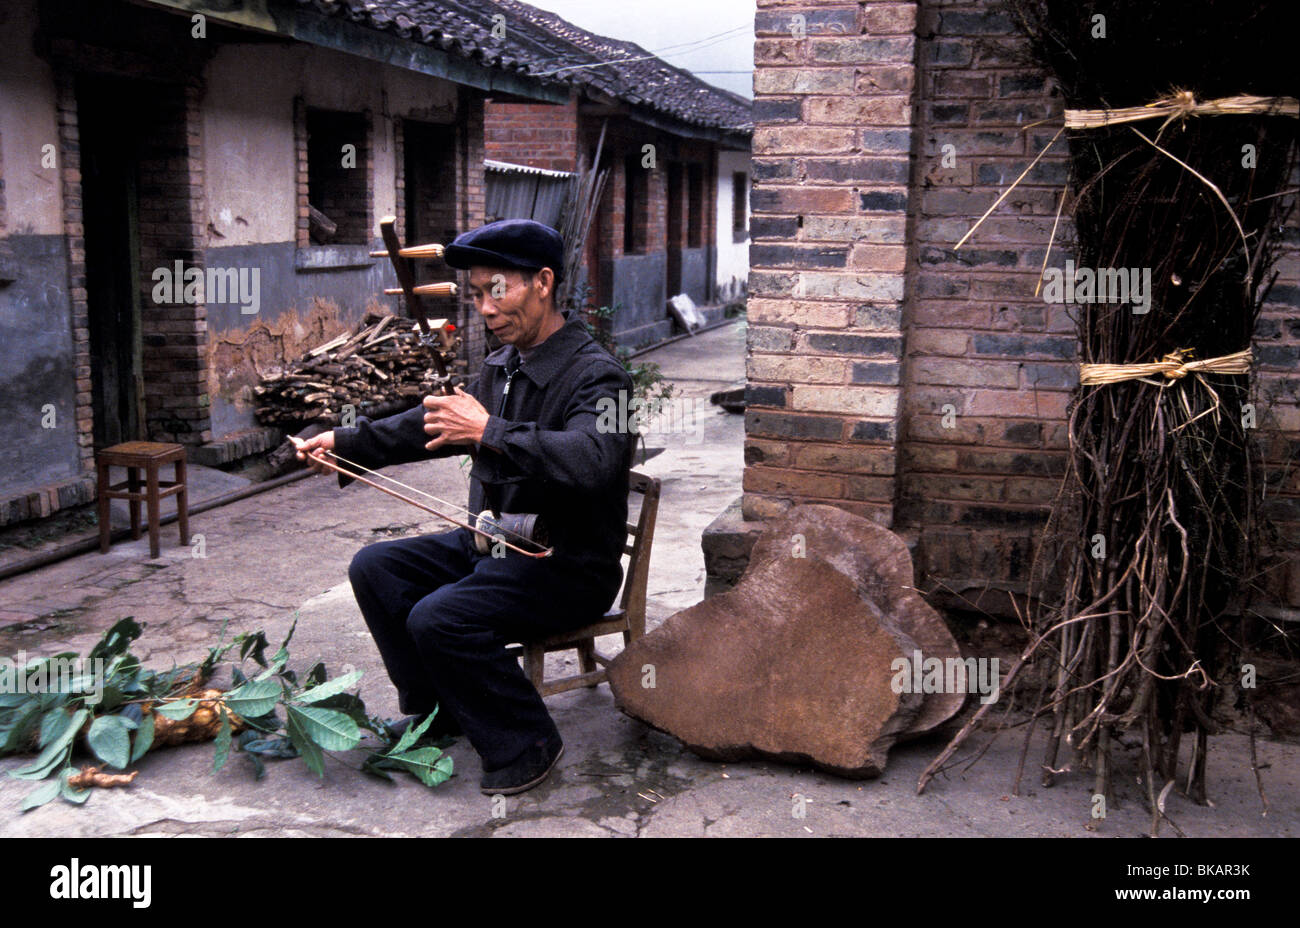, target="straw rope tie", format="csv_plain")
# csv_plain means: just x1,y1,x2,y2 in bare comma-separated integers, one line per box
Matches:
1079,348,1253,387
958,91,1298,290
1063,92,1300,130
